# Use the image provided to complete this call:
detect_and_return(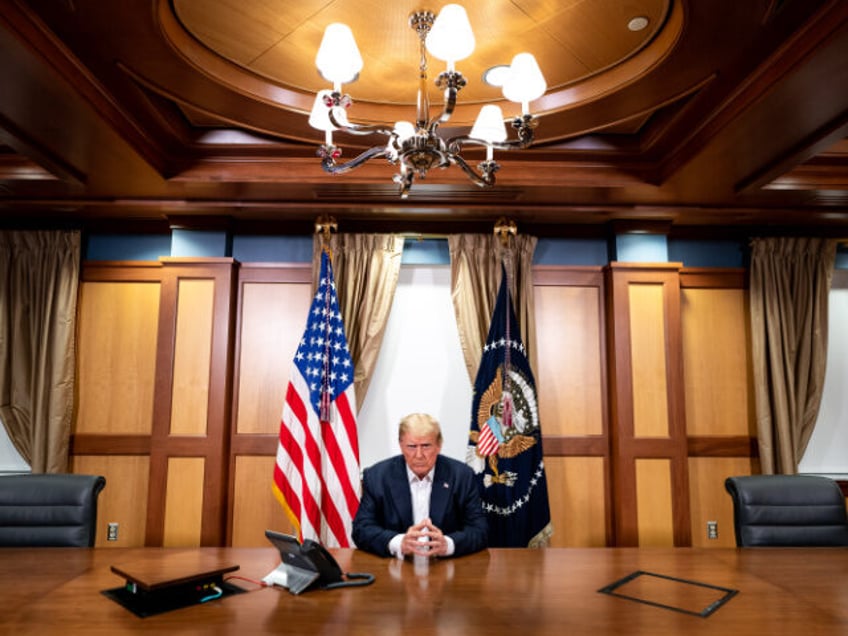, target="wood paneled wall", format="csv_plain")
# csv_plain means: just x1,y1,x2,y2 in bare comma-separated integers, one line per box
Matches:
70,259,756,548
608,263,691,546
534,267,610,547
72,259,237,547
228,265,312,545
681,269,758,548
